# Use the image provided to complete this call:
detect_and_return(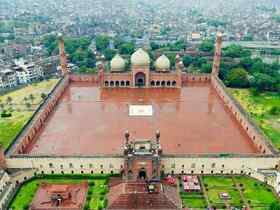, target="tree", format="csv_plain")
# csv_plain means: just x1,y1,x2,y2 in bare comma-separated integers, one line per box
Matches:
223,44,251,58
119,42,135,55
150,42,160,51
95,35,110,52
29,94,35,104
250,73,277,91
226,68,249,88
269,202,280,210
41,93,47,100
103,48,116,61
6,96,12,105
182,55,193,67
201,63,212,73
199,41,214,53
240,57,254,70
